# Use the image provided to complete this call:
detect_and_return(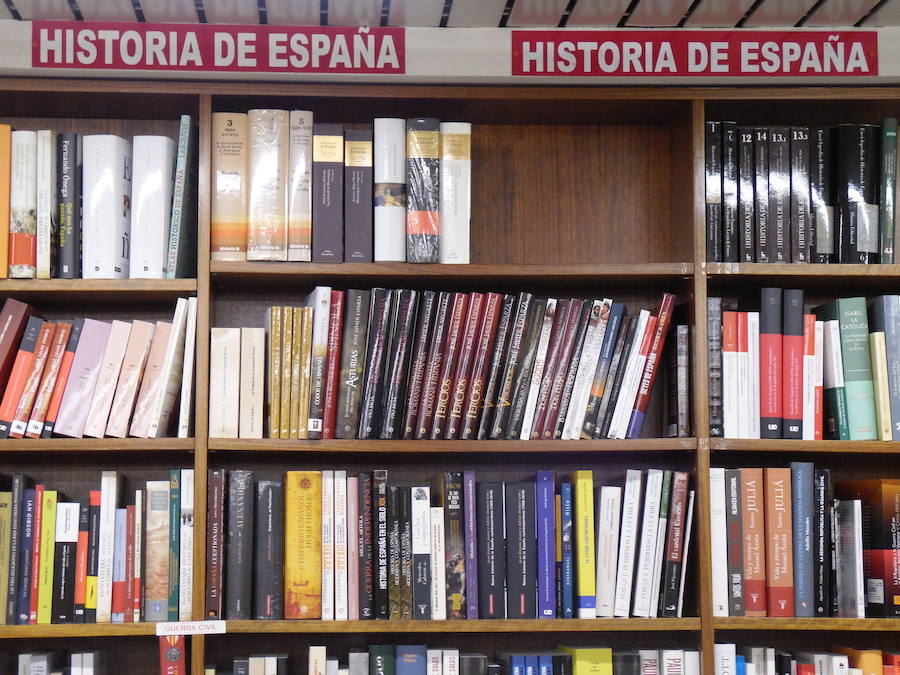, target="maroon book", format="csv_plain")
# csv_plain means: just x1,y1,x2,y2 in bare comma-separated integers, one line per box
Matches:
0,298,36,399
415,292,452,439
461,292,503,440
529,298,572,439
430,293,469,439
205,469,225,619
541,299,584,439
321,290,345,439
445,293,484,440
402,291,437,440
